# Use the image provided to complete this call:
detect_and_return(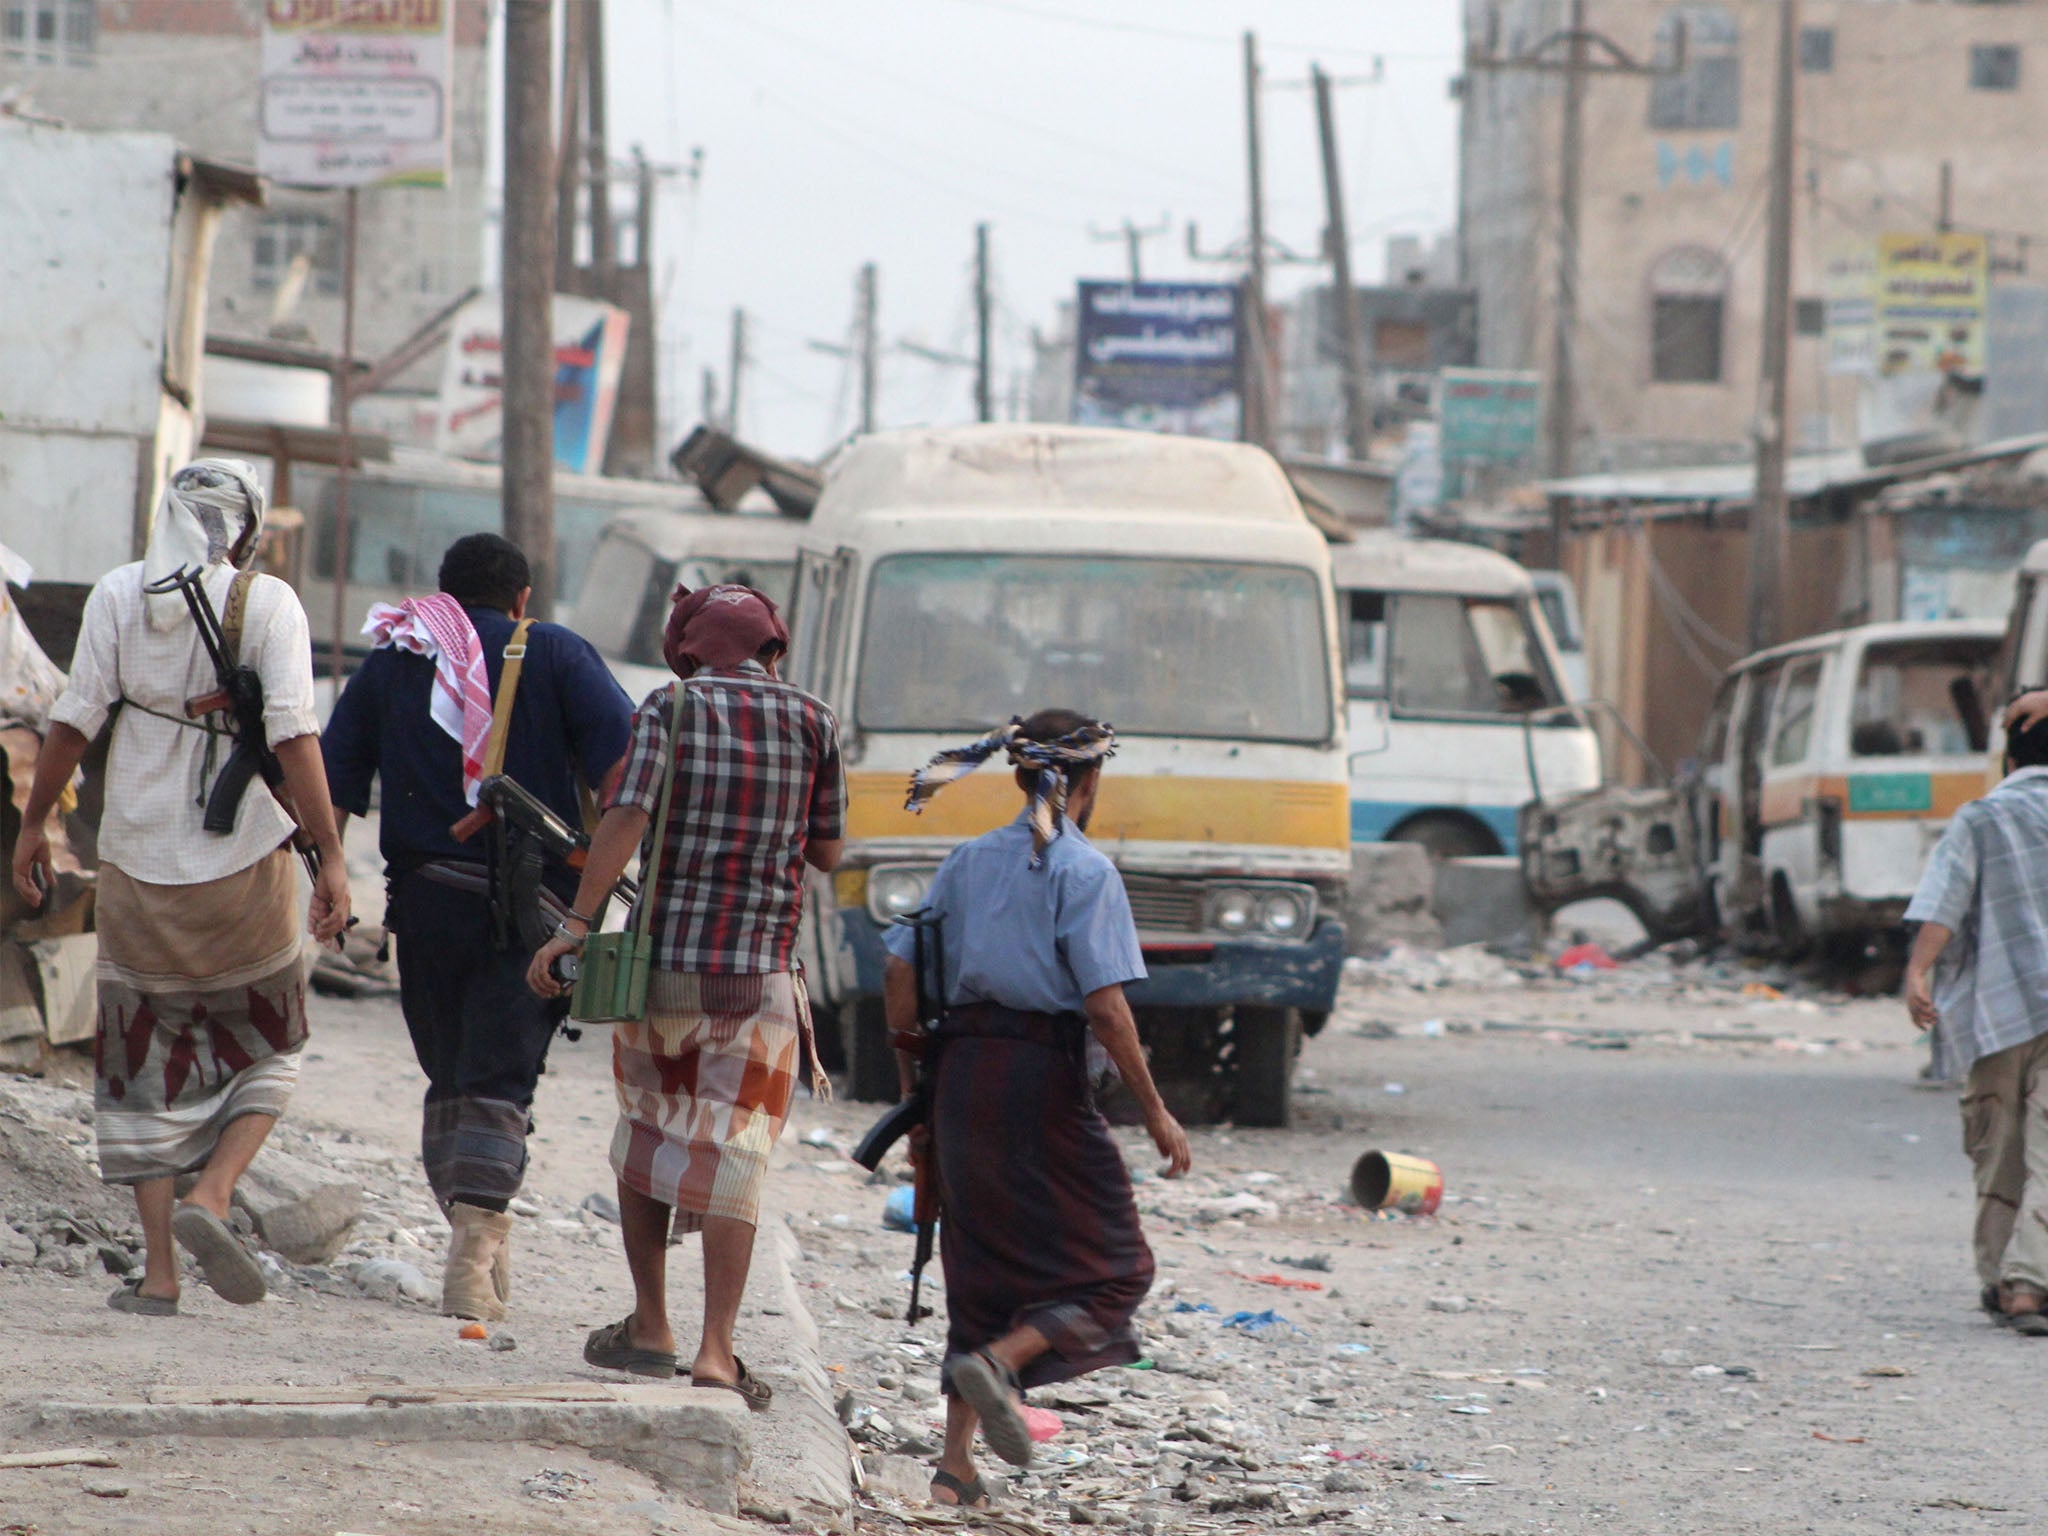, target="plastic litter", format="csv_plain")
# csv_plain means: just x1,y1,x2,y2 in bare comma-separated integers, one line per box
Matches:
1741,981,1784,1000
1234,1272,1324,1291
1022,1405,1064,1442
1556,942,1618,971
1171,1301,1216,1314
1220,1308,1296,1336
1276,1253,1334,1272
